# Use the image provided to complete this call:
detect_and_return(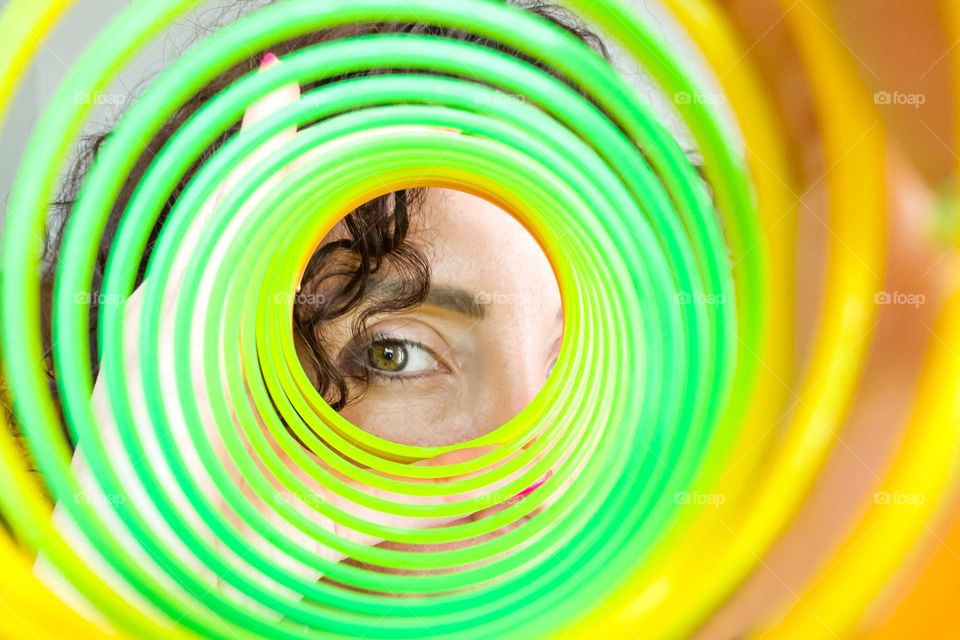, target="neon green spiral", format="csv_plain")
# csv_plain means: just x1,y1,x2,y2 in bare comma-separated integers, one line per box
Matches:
0,0,761,638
